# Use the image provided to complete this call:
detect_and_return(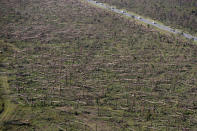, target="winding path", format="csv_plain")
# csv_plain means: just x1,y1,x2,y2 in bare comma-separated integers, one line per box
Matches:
0,76,16,124
86,0,197,41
